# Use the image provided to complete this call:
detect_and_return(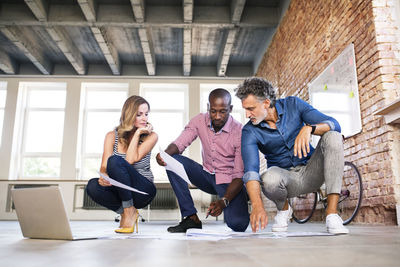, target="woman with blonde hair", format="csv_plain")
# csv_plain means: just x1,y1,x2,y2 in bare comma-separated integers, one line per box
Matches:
86,95,157,233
